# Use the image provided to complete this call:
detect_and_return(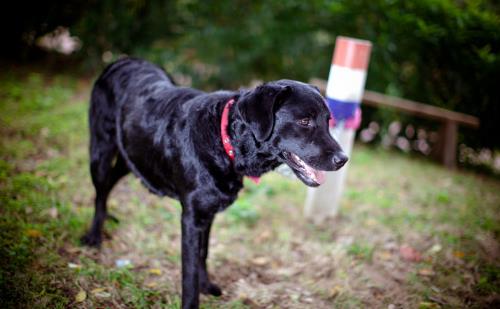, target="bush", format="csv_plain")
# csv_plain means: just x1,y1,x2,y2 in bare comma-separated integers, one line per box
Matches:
4,0,499,149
